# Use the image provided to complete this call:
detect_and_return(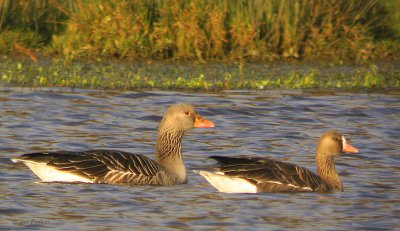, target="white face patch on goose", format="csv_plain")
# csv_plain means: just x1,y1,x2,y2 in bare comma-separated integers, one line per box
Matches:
342,136,346,151
340,135,358,153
